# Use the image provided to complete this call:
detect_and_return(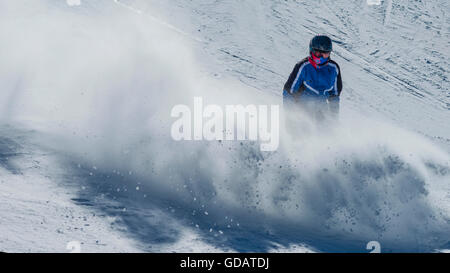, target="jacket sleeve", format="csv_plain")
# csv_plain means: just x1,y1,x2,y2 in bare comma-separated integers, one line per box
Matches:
336,65,342,96
283,62,300,96
283,61,306,102
330,61,342,97
328,61,342,114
